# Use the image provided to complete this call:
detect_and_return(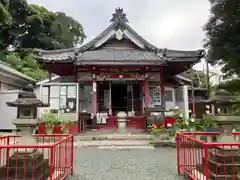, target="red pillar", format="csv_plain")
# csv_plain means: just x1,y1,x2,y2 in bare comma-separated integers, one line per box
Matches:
92,74,97,117
108,81,112,115
160,69,165,107
144,73,150,107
